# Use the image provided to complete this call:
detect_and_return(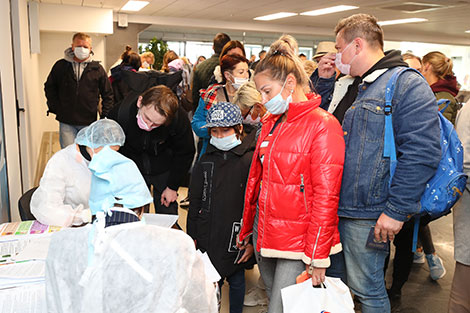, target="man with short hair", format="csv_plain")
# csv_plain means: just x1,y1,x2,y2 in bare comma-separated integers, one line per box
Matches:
250,50,266,71
45,32,113,148
317,13,441,312
191,32,231,110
